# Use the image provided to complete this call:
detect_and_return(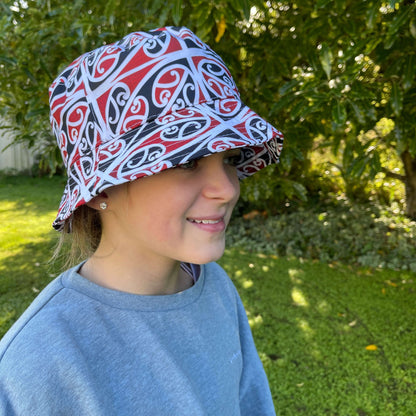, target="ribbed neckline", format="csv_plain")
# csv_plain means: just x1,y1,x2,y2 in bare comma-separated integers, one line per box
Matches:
60,263,206,312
